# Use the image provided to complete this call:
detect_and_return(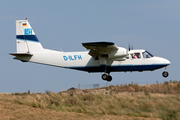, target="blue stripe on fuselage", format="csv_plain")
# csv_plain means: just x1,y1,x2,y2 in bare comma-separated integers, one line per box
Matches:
64,64,169,72
16,35,39,42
